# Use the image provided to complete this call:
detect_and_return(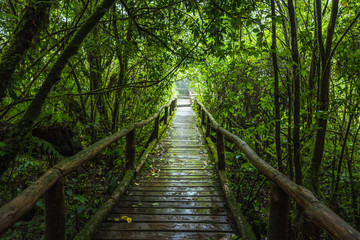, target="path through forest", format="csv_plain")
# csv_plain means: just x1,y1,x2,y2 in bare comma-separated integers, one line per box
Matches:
93,96,238,239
